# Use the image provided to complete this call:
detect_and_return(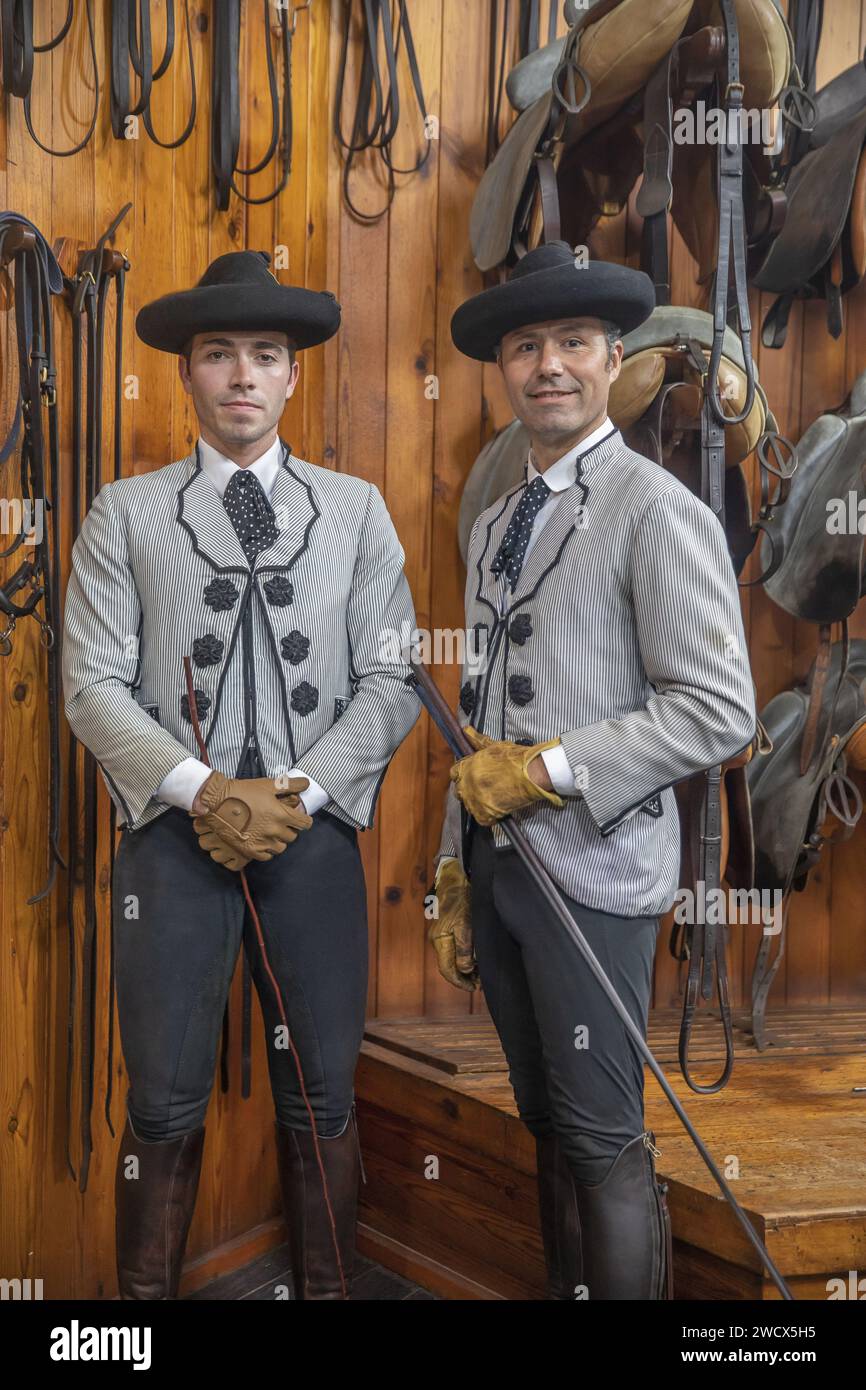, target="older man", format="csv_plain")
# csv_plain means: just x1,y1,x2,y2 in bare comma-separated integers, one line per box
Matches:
432,242,756,1300
63,250,419,1300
